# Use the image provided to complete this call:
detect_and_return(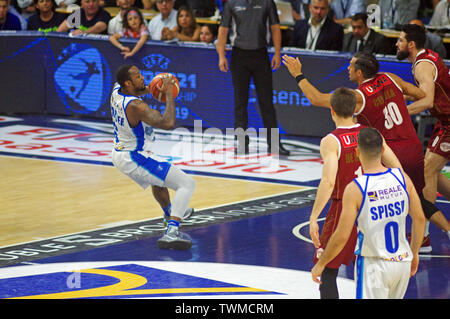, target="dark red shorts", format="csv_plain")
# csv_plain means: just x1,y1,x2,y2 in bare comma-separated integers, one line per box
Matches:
427,121,450,161
313,199,357,269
